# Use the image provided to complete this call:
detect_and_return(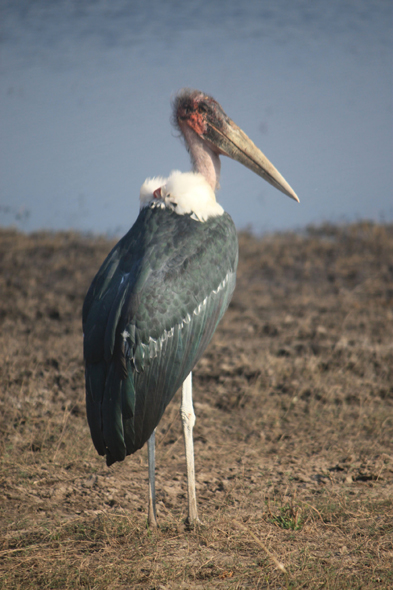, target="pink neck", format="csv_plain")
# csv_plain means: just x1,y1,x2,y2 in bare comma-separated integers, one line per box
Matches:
180,123,221,191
